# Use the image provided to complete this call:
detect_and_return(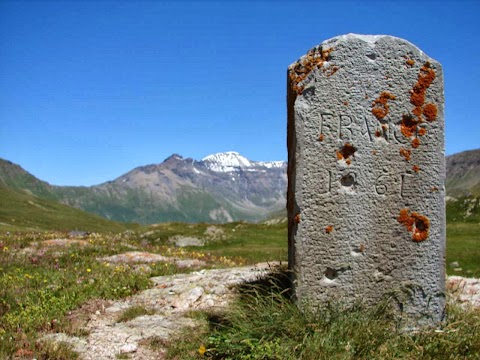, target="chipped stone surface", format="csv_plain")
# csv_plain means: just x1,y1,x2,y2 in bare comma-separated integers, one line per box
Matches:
287,34,445,324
